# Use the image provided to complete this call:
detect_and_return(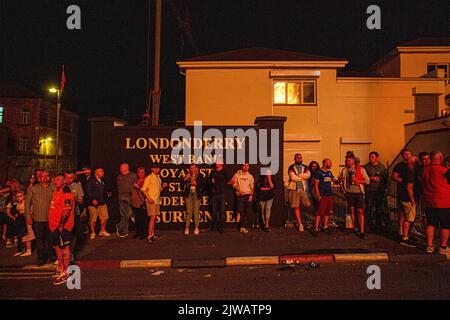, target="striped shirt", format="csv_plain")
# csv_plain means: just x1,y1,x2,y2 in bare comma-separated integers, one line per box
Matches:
25,183,54,222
